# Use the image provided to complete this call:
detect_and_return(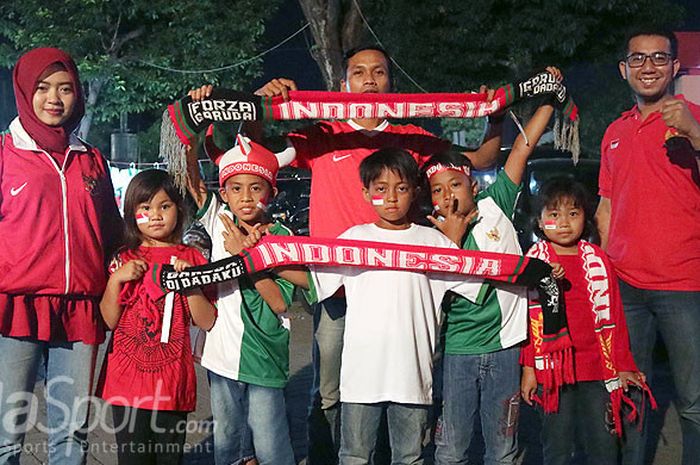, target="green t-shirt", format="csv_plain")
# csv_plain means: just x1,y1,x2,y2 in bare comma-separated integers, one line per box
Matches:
442,170,529,354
